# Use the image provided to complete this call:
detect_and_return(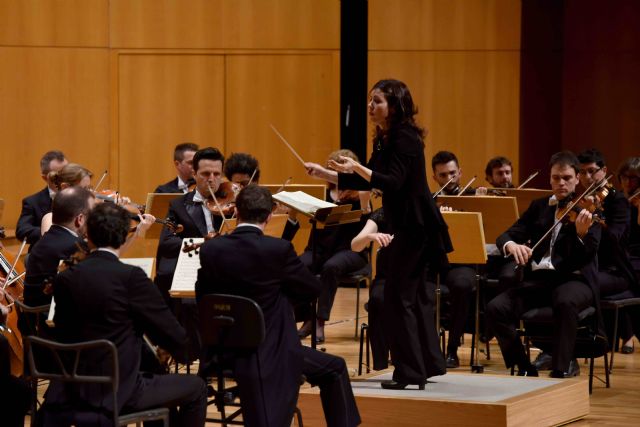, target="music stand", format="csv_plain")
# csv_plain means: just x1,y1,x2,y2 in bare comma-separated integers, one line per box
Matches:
274,192,362,348
441,211,488,373
144,193,183,239
498,188,552,216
